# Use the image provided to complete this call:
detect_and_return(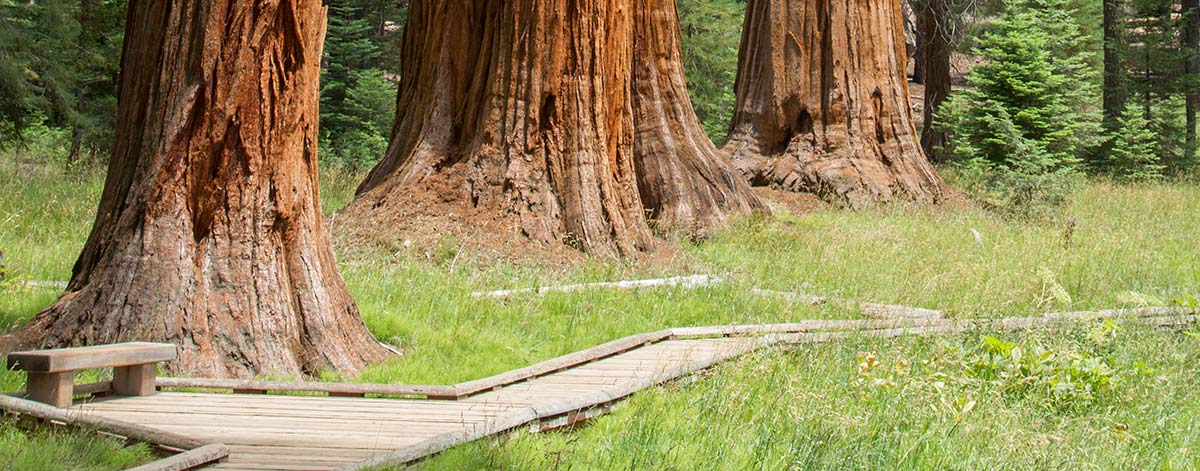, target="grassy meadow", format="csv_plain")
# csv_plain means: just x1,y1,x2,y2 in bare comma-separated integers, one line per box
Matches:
417,328,1200,470
0,151,1198,469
